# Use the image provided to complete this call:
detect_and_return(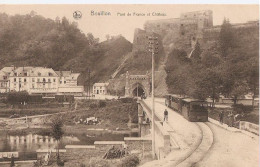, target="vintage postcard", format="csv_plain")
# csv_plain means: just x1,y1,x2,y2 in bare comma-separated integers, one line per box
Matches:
0,3,259,167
